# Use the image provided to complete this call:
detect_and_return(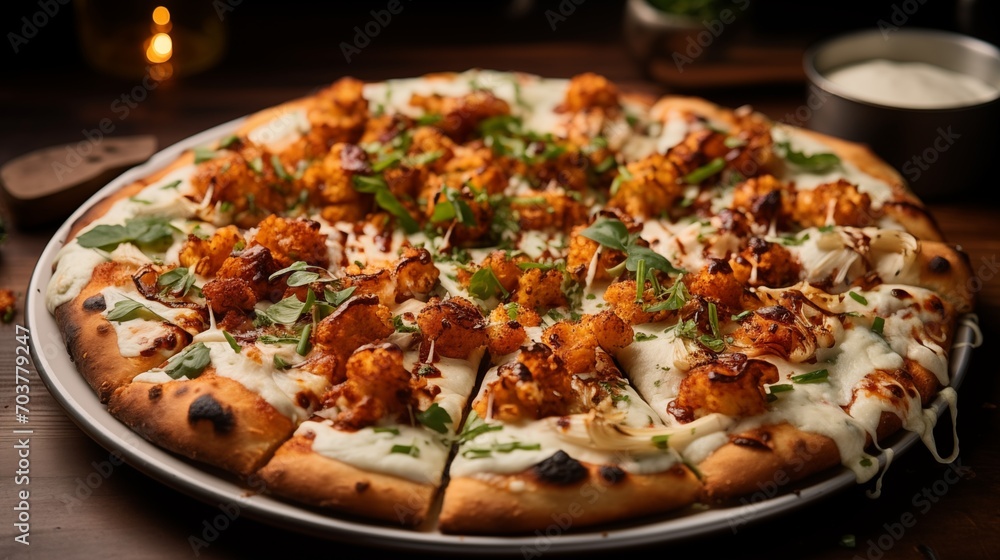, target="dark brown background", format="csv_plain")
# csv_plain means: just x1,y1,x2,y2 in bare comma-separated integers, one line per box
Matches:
2,1,999,559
